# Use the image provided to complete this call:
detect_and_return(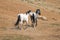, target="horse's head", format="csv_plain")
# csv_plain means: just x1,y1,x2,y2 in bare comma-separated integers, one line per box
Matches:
26,10,31,14
36,9,41,15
